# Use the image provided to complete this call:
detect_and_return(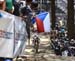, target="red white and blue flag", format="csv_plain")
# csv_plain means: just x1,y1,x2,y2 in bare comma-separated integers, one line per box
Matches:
32,12,51,32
